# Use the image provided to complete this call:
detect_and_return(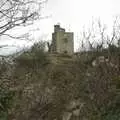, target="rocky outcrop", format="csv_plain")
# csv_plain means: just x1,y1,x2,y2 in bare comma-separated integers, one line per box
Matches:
63,99,85,120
